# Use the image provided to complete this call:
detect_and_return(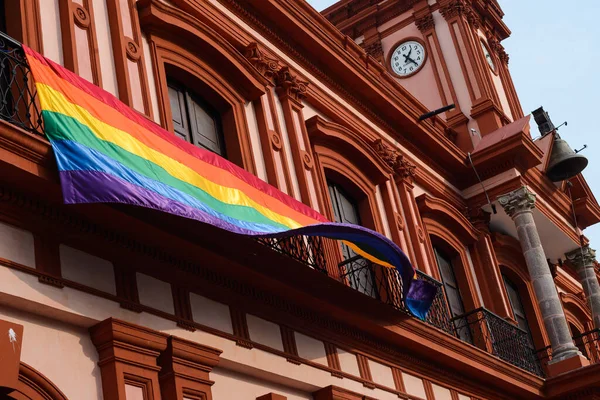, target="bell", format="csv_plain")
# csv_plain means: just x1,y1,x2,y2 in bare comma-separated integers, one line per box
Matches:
546,134,588,182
